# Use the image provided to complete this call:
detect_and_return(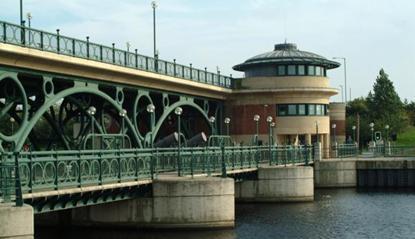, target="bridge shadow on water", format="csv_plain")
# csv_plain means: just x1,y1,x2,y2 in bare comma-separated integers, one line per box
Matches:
35,226,237,239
